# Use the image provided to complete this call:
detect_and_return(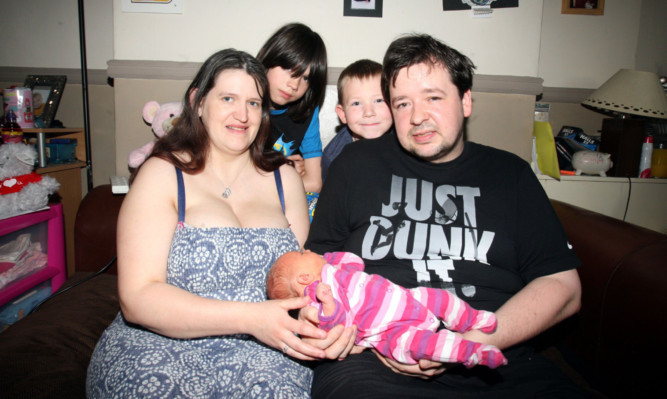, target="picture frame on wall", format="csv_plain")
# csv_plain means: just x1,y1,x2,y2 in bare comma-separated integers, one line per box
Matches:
344,0,383,18
23,75,67,128
561,0,604,16
442,0,518,11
